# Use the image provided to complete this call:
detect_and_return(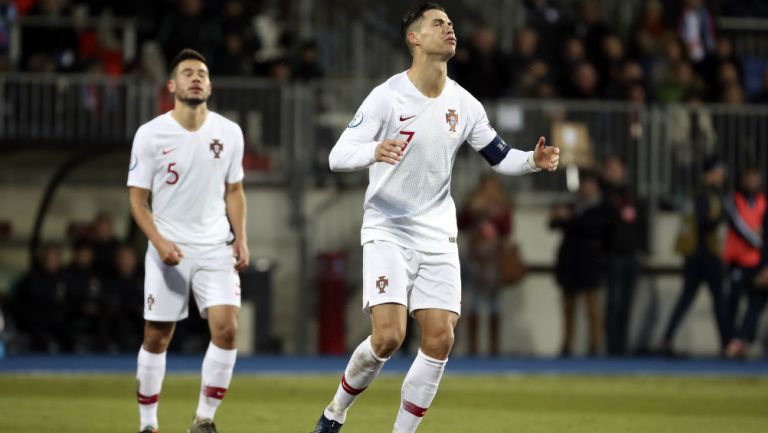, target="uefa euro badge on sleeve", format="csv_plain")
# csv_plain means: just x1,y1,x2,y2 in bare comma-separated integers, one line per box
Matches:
446,109,459,139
